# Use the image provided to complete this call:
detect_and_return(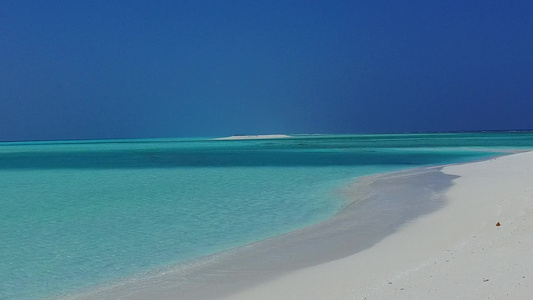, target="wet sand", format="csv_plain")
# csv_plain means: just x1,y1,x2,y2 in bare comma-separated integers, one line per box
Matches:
64,165,459,299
